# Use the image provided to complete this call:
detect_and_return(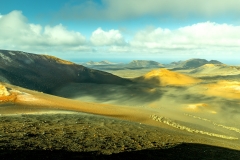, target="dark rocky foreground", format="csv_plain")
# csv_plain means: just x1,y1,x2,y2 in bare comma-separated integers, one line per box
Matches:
0,113,240,160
